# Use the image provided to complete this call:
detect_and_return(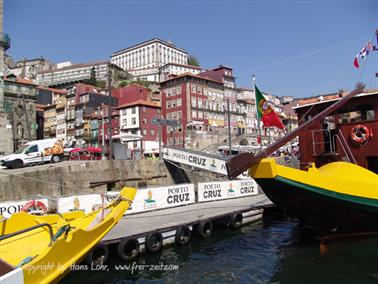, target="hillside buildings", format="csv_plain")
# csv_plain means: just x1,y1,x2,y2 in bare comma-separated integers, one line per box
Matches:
111,38,188,82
